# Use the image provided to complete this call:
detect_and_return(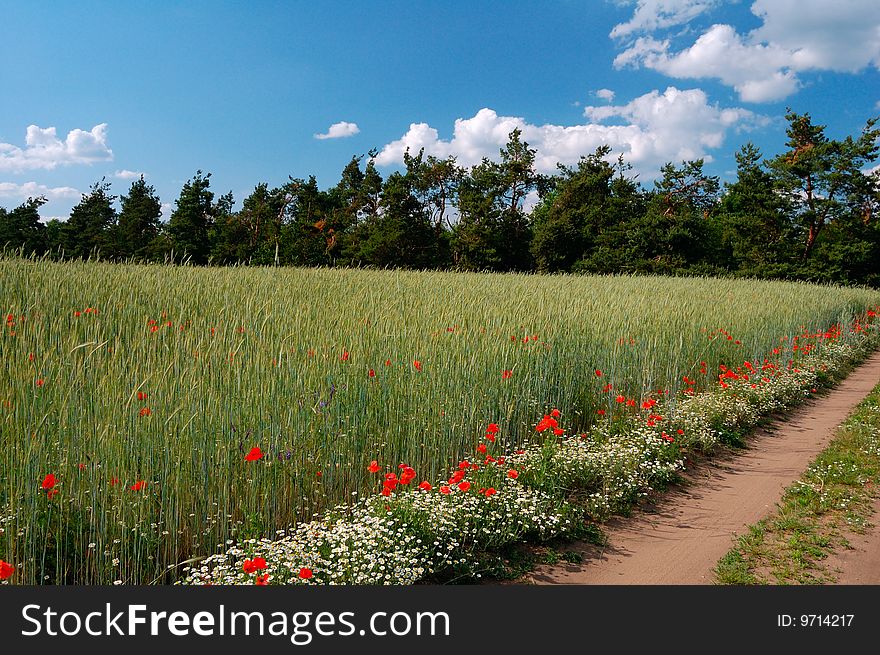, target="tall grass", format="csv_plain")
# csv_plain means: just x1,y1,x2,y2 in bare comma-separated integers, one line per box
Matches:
2,257,878,583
